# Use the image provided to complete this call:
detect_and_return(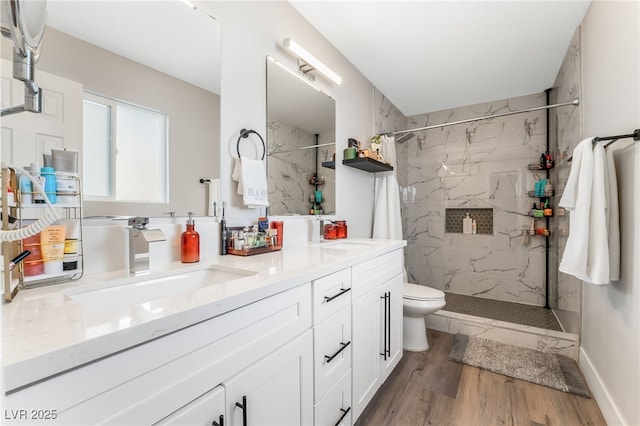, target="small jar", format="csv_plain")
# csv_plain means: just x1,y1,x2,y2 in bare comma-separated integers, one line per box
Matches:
323,223,337,240
335,221,347,239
